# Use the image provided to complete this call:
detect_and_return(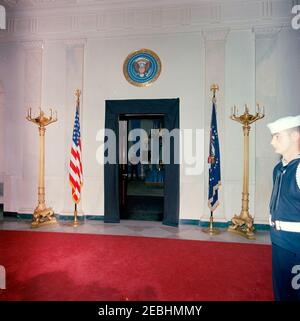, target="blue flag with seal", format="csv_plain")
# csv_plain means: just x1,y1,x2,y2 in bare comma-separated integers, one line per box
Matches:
208,100,221,211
